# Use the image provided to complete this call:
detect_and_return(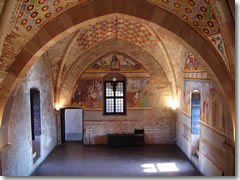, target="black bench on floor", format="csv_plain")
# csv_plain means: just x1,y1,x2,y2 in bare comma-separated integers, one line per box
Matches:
107,134,136,146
